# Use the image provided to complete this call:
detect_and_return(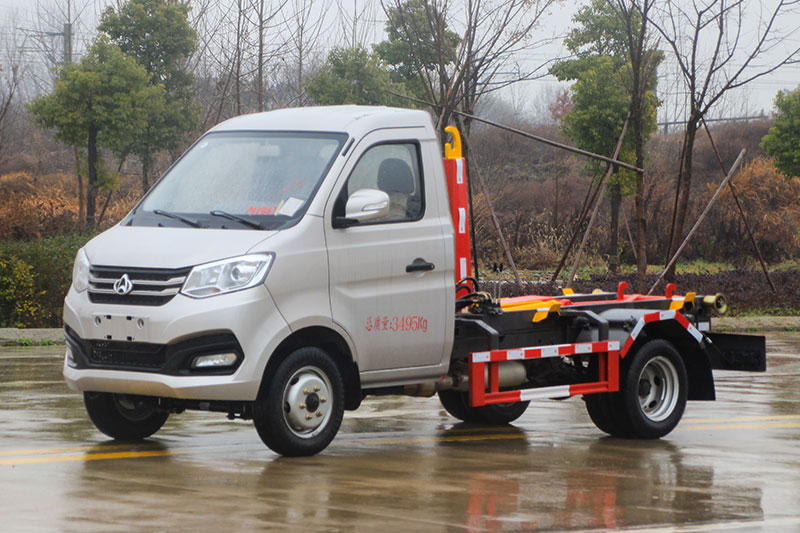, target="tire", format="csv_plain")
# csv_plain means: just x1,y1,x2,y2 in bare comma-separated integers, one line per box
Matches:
83,392,169,440
617,339,688,438
253,347,345,457
584,392,630,437
438,390,529,425
438,389,484,423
